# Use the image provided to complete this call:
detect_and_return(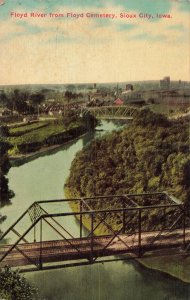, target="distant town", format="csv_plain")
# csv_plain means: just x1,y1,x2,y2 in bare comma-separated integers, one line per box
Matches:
1,77,190,296
0,77,190,123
